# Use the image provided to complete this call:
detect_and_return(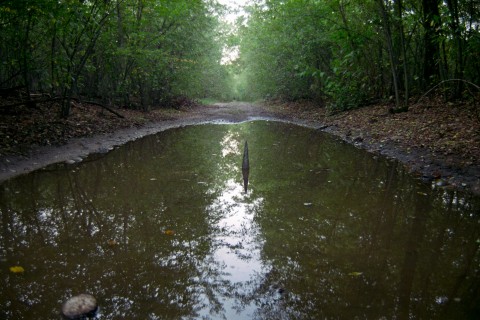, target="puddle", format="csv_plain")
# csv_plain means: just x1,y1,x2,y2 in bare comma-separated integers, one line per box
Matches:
1,121,479,319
